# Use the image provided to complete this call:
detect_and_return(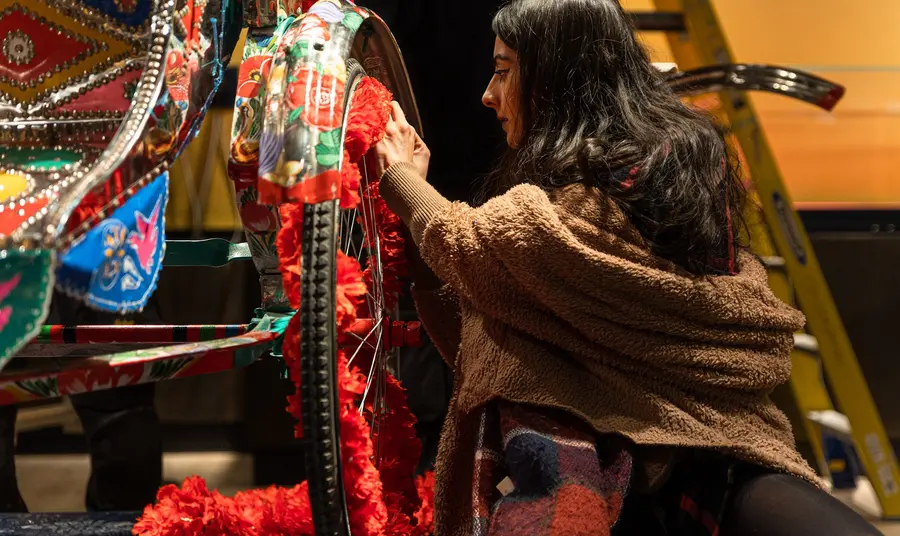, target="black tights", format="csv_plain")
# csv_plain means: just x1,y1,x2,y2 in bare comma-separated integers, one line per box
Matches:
615,453,882,536
721,472,882,536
